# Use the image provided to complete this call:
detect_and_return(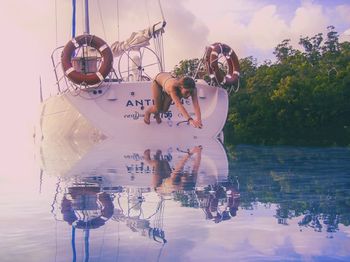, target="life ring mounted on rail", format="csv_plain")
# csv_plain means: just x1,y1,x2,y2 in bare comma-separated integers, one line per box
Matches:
61,34,113,86
205,43,240,88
